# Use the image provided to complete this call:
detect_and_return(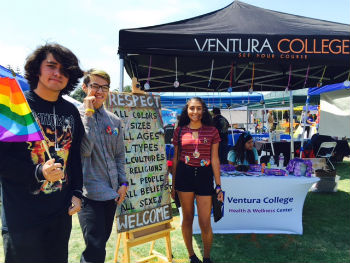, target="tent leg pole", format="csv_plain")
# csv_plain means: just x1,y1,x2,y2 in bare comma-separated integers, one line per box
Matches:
289,90,294,160
119,57,124,93
247,109,249,132
300,95,310,157
228,107,235,145
263,104,275,156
